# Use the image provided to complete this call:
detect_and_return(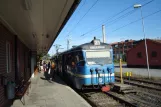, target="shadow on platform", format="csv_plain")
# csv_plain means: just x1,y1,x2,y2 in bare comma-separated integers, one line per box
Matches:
40,72,66,86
